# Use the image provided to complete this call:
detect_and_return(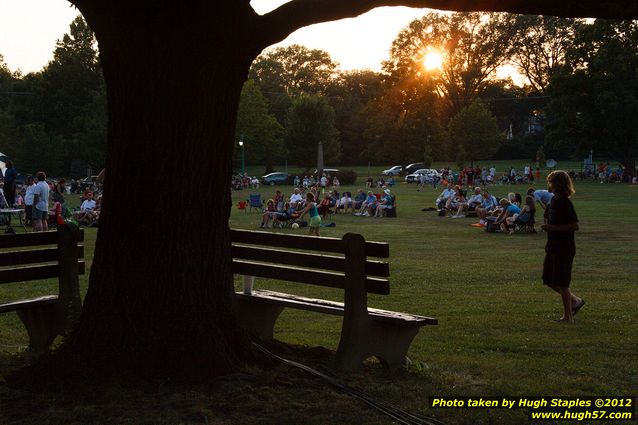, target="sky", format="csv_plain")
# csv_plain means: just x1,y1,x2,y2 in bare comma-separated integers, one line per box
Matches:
0,0,436,74
0,0,521,82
